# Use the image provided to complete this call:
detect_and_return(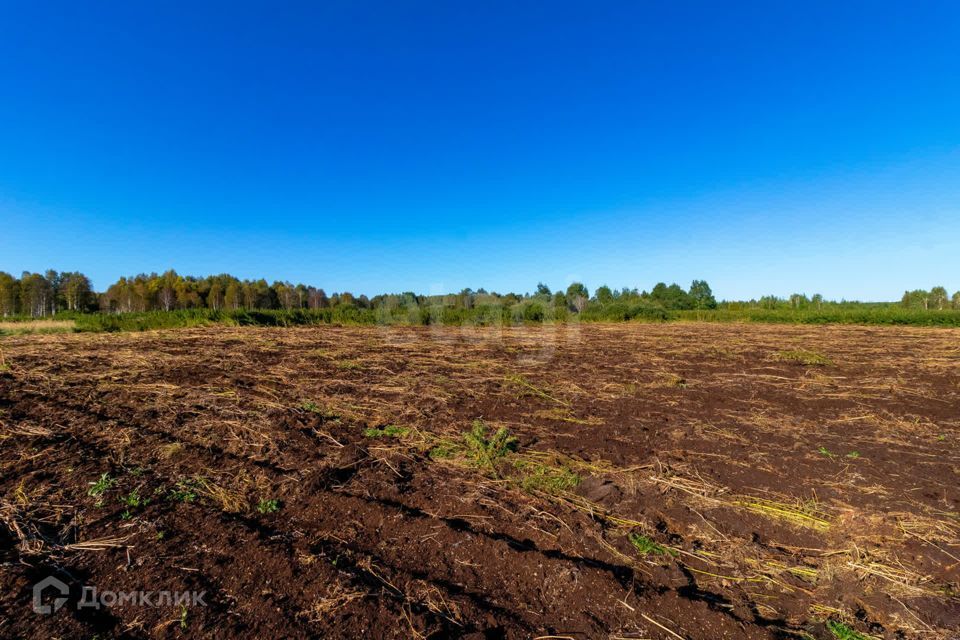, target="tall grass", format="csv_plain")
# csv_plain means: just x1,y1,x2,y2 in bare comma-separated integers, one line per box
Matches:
71,308,376,332
675,307,960,326
8,303,960,334
0,319,76,336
